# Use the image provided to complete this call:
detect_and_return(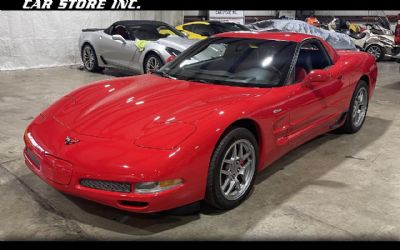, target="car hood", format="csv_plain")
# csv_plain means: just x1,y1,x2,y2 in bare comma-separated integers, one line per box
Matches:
51,74,260,139
155,36,199,51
